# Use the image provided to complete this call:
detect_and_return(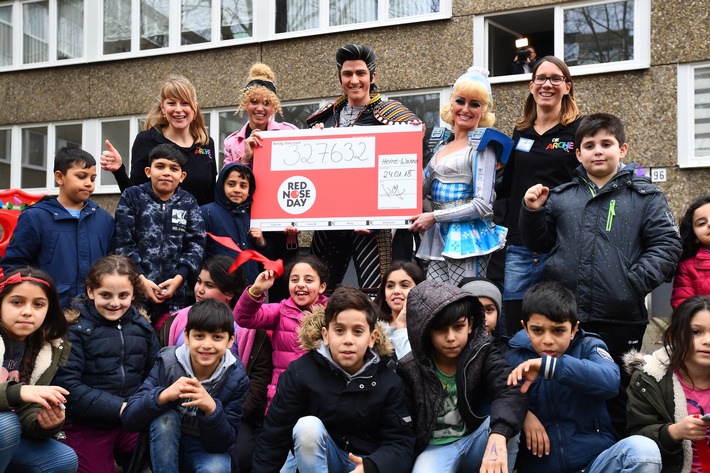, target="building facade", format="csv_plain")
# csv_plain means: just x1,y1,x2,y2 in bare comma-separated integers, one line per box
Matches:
0,0,709,219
